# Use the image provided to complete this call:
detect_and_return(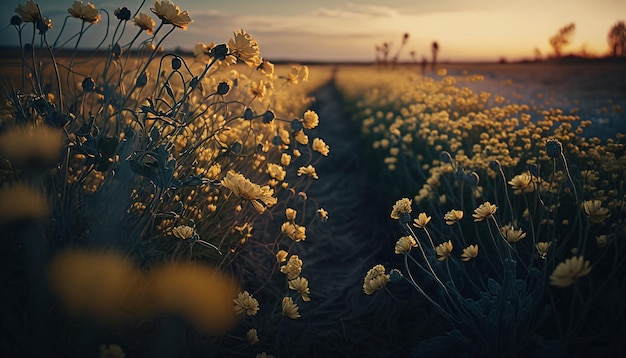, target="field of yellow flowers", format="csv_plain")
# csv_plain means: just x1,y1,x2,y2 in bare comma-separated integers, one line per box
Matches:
1,1,625,358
